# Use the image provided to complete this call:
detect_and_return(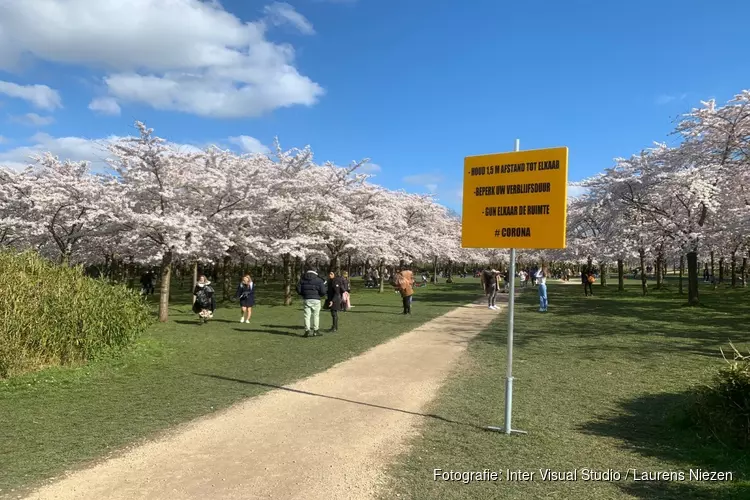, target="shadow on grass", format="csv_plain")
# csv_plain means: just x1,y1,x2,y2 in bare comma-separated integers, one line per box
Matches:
194,374,492,432
579,391,749,499
478,285,750,359
173,319,242,325
238,328,300,337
